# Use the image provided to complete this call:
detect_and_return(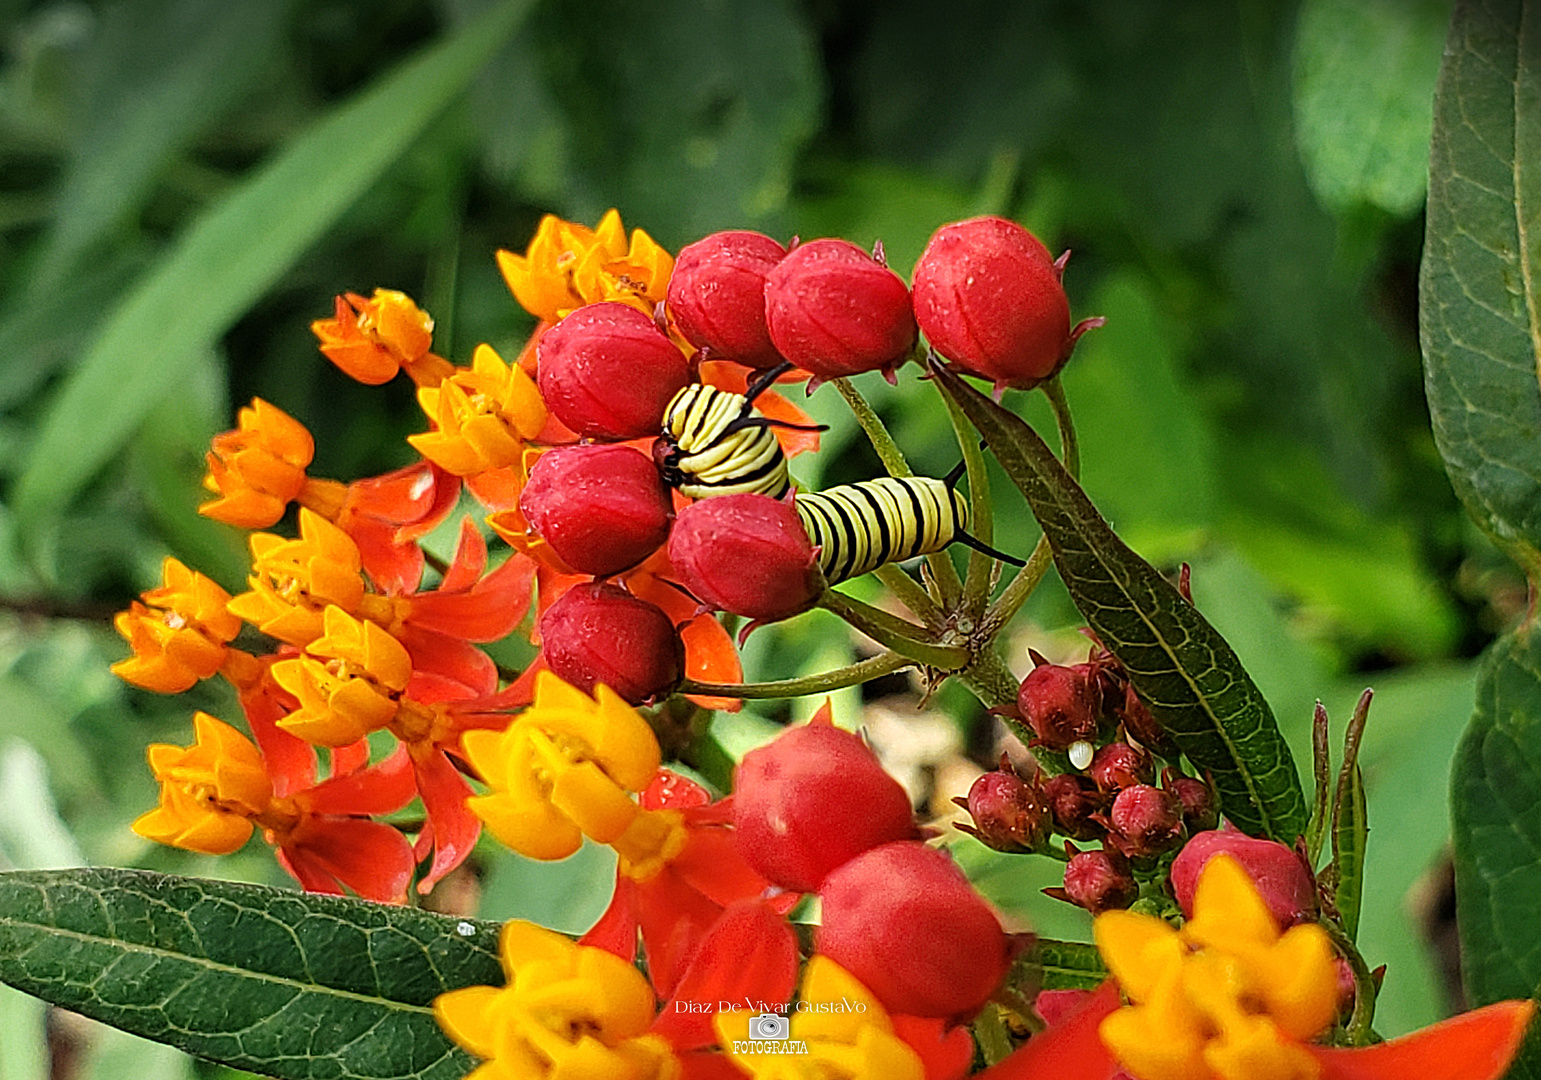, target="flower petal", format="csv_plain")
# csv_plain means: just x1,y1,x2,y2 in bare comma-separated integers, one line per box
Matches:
1309,1000,1535,1080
